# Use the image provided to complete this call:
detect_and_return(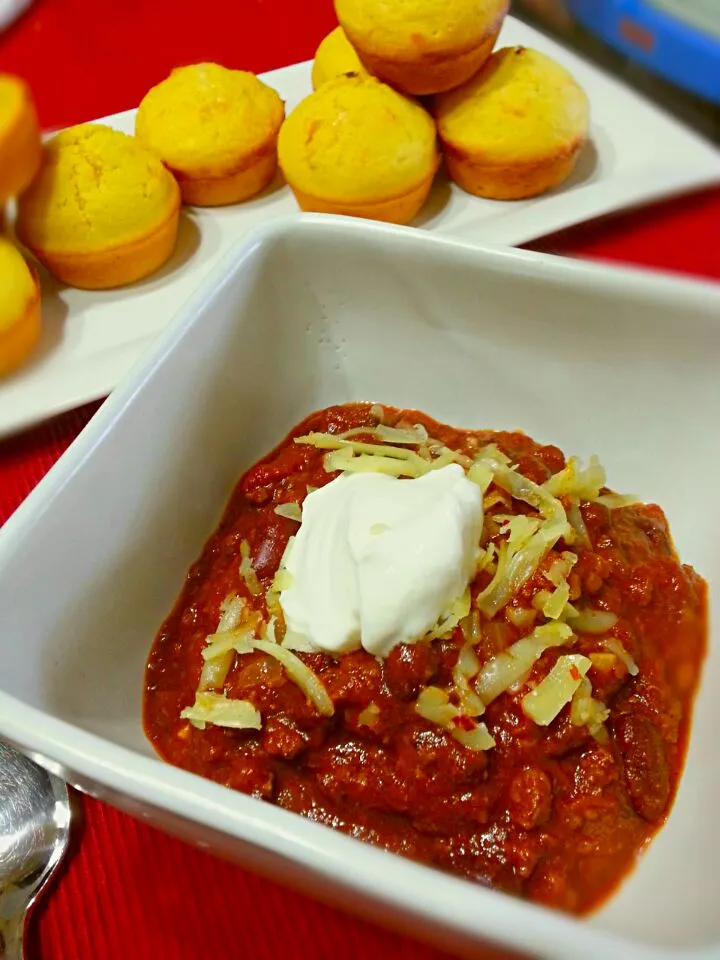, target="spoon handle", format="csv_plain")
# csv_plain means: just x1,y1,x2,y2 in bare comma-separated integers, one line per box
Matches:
0,913,25,960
